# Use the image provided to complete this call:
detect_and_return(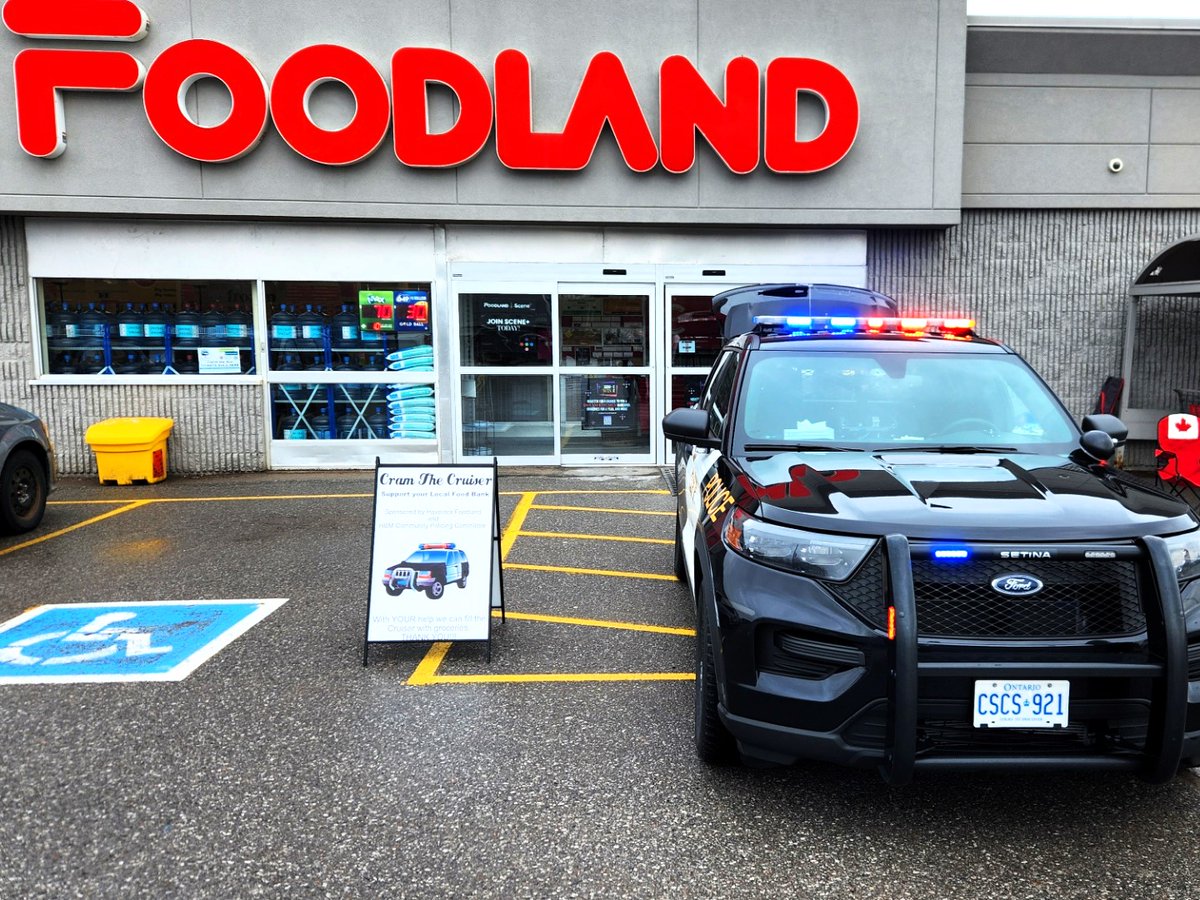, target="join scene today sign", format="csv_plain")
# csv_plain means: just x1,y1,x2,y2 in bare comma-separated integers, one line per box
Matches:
366,463,500,651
